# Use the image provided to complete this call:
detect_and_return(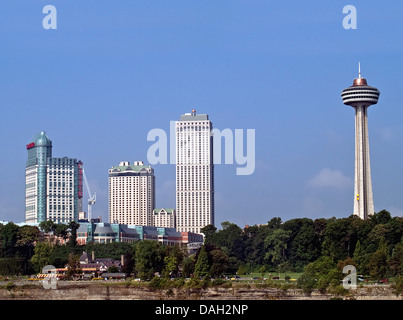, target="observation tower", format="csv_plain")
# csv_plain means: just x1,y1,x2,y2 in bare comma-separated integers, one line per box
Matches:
341,64,380,219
